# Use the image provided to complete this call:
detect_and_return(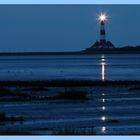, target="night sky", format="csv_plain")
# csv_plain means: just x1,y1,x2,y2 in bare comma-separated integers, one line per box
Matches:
0,5,140,52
